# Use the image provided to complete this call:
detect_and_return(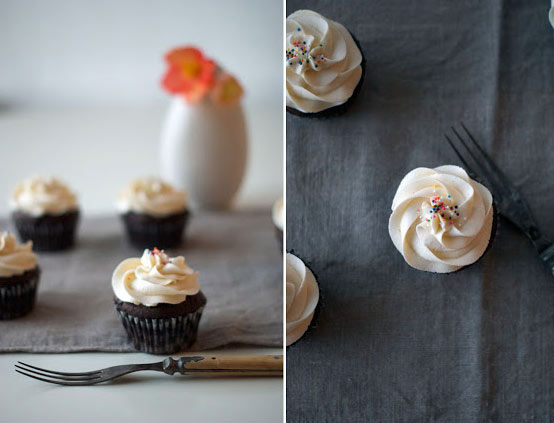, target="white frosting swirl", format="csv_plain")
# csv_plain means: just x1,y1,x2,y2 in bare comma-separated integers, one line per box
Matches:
286,253,319,346
389,165,493,273
286,10,362,113
0,232,37,278
272,198,284,231
116,177,186,217
11,176,78,216
112,249,200,306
